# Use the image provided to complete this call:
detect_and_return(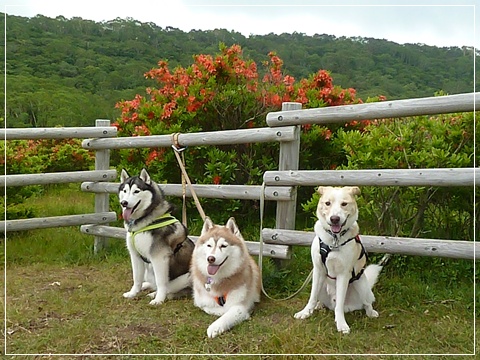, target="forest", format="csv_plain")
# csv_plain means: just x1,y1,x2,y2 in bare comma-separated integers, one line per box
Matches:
2,13,478,128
